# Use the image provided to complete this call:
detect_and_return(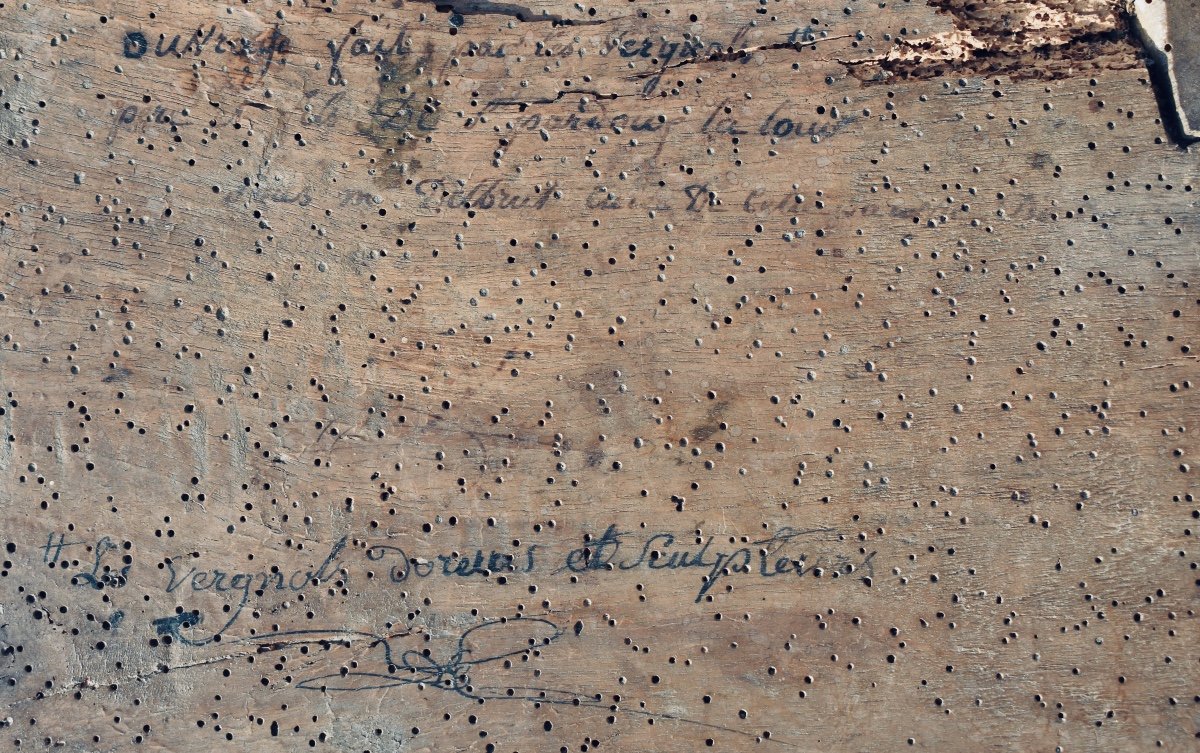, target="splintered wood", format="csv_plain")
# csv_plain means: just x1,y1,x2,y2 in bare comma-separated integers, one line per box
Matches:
0,0,1196,751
